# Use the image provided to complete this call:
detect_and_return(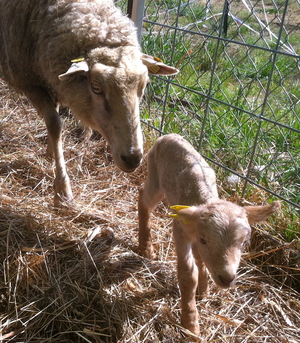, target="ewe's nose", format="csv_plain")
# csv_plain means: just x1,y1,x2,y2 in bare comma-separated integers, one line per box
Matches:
218,274,236,288
121,152,143,171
